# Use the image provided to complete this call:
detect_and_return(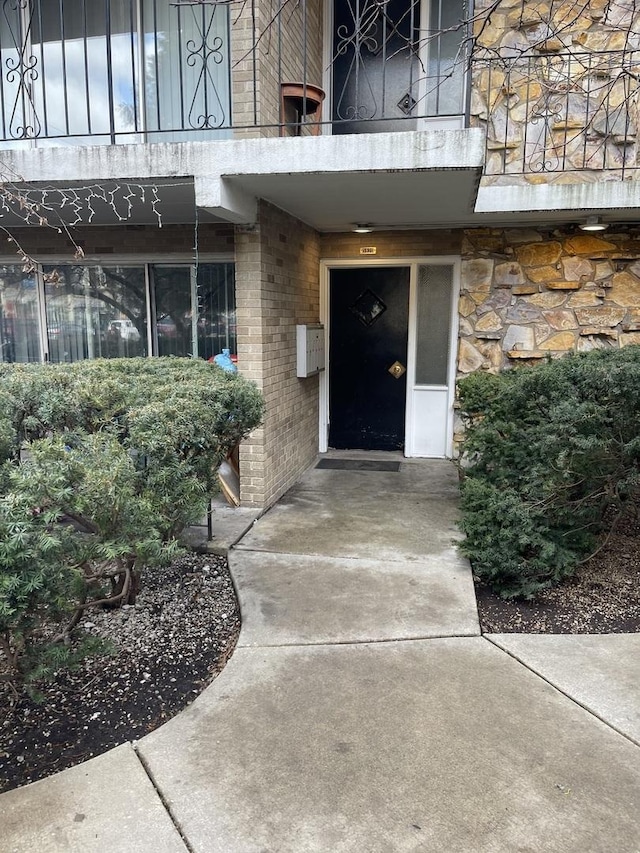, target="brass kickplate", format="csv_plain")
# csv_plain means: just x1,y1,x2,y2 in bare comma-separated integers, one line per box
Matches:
388,360,406,379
